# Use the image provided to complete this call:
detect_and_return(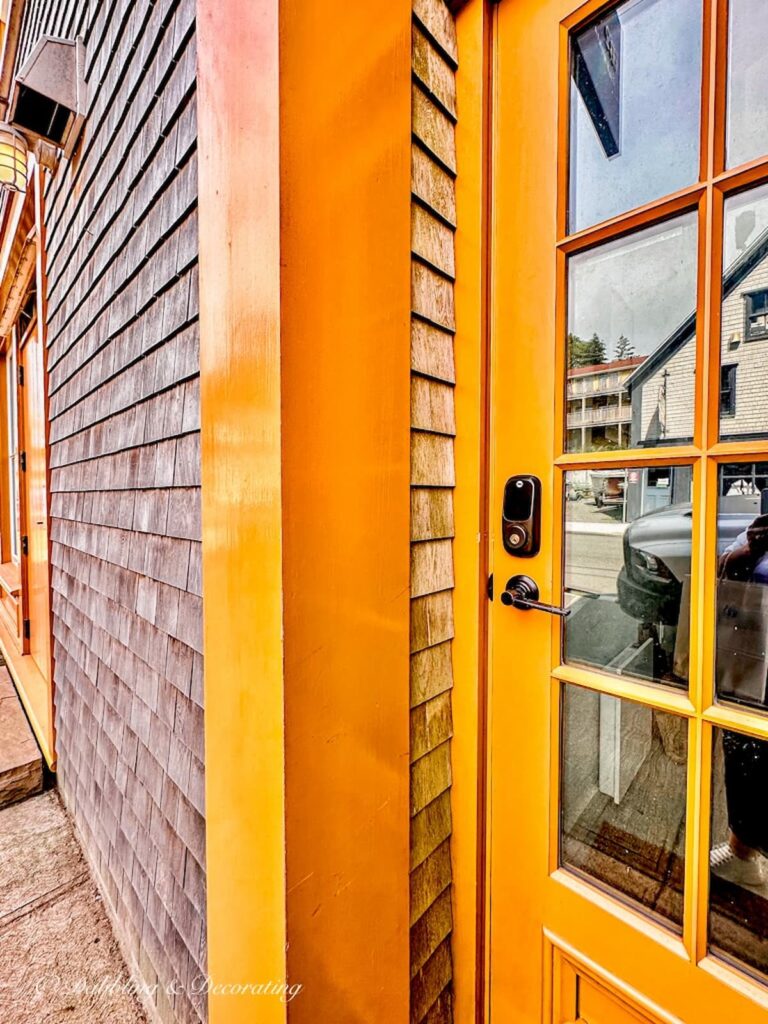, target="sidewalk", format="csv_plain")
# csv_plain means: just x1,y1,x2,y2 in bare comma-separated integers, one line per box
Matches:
0,790,148,1024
